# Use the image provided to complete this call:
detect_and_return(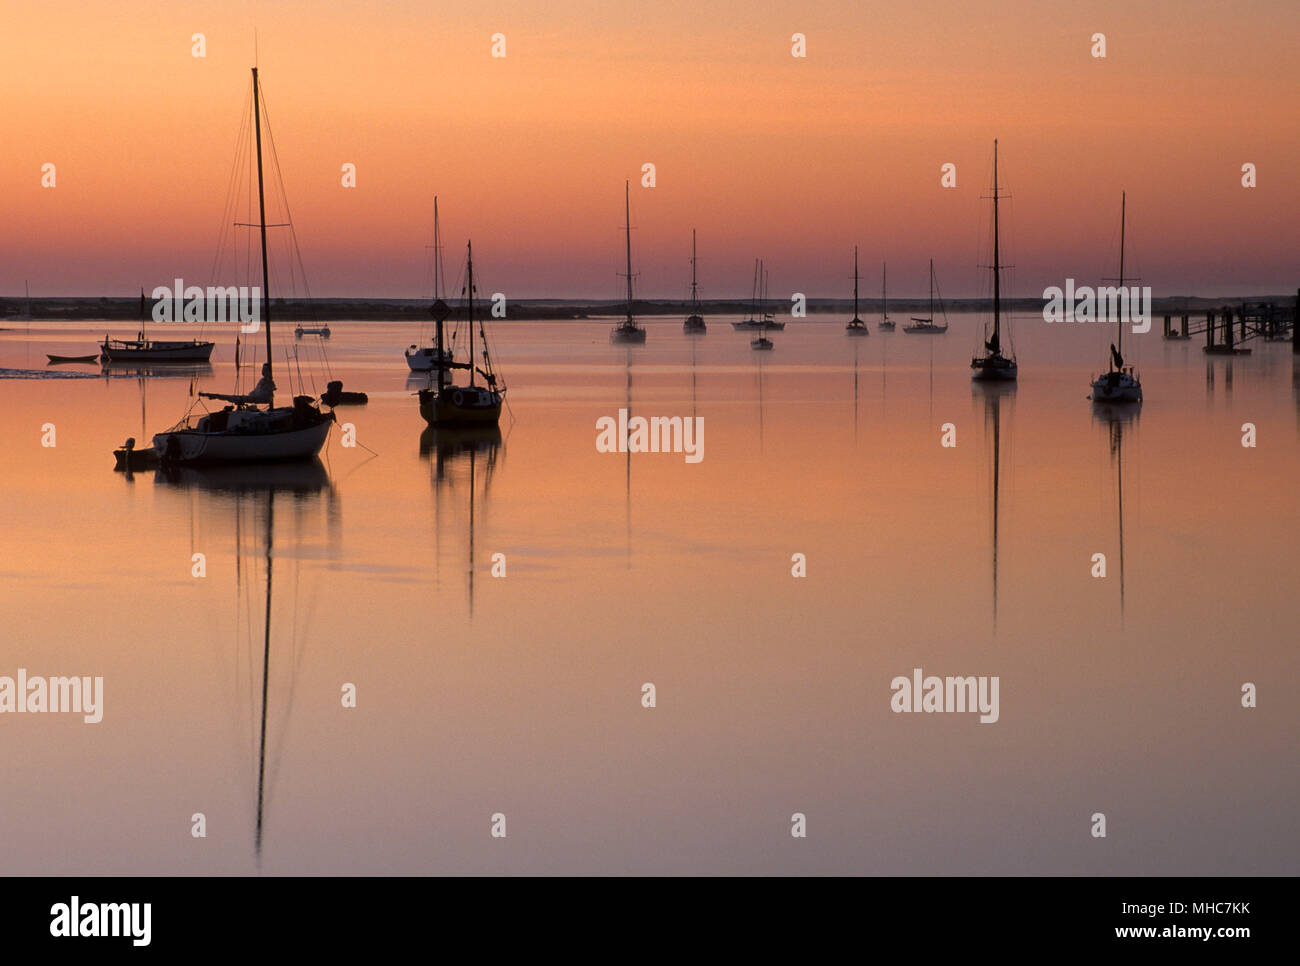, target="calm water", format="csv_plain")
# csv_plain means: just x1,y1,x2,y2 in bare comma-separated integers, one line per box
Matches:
1,312,1296,874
